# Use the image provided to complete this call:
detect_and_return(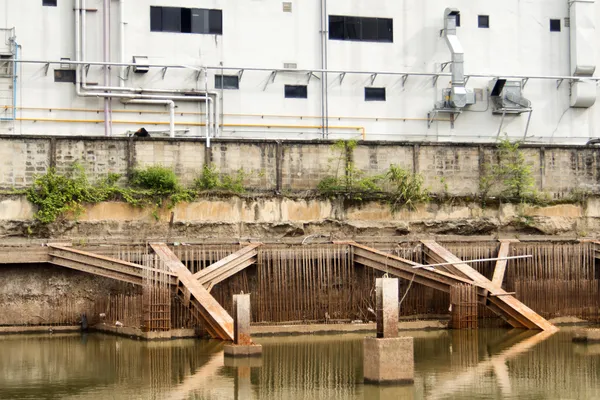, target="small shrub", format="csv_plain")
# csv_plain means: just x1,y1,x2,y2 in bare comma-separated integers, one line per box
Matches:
386,164,430,210
194,164,246,193
131,165,179,194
